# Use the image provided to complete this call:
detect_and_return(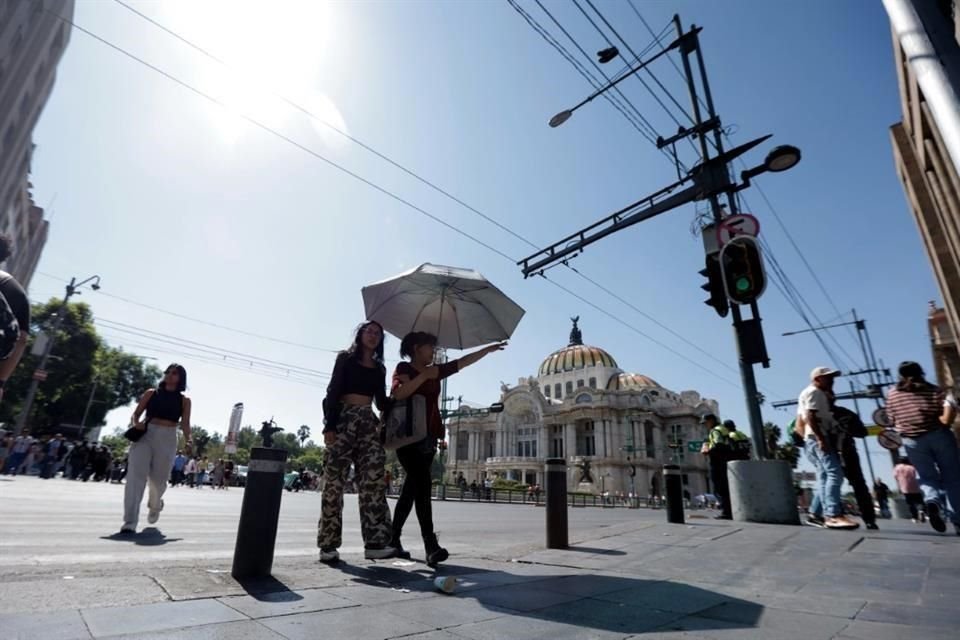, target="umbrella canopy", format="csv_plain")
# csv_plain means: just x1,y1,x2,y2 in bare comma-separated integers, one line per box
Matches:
362,263,525,349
